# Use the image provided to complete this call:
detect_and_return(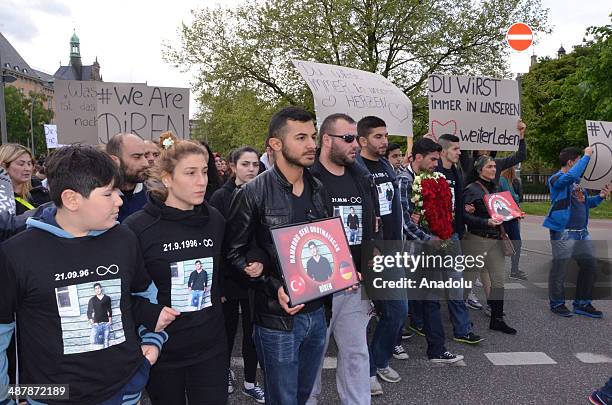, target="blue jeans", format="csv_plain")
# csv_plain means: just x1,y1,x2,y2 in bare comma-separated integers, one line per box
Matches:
598,377,612,400
549,229,597,308
349,229,358,244
411,234,471,338
191,290,204,308
253,307,326,405
90,322,111,348
408,297,447,358
369,299,408,376
503,219,522,273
